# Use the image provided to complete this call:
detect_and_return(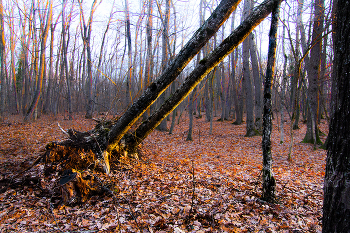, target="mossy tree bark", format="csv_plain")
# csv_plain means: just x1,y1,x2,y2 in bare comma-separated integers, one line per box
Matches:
261,0,280,202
